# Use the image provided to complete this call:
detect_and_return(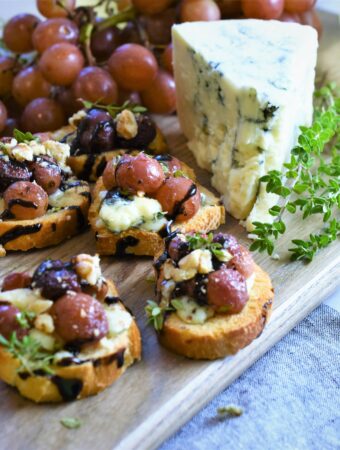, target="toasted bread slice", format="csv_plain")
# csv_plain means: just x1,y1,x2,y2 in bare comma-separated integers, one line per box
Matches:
0,280,141,403
52,125,168,182
88,174,225,257
0,181,90,256
158,263,273,359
